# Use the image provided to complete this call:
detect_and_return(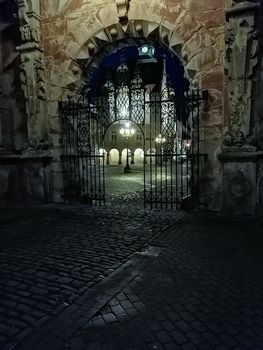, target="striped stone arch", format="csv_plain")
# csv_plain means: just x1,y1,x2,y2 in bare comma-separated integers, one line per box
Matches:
63,19,199,93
